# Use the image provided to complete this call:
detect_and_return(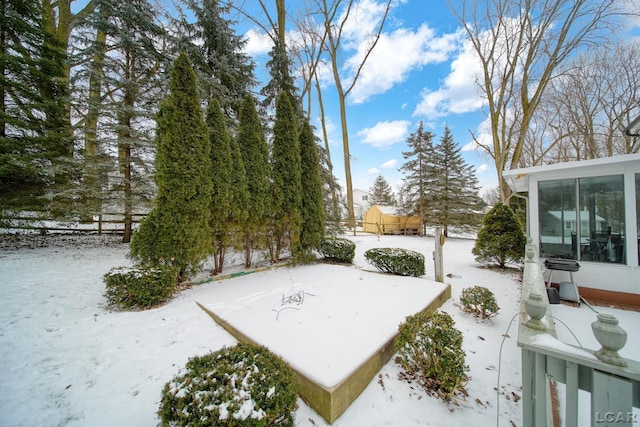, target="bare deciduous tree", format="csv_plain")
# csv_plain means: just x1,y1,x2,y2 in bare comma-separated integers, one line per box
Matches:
449,0,632,202
539,40,640,162
315,0,391,229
